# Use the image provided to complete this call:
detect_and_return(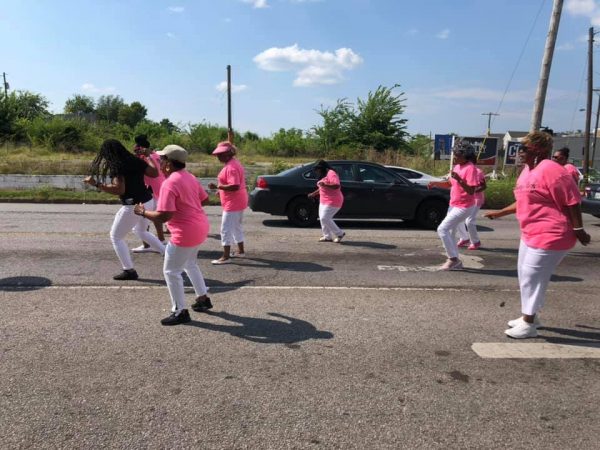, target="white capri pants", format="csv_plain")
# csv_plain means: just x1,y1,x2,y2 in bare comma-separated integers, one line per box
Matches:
518,240,568,316
109,200,165,270
163,243,208,313
437,205,477,259
456,204,481,244
220,210,244,246
319,204,343,239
